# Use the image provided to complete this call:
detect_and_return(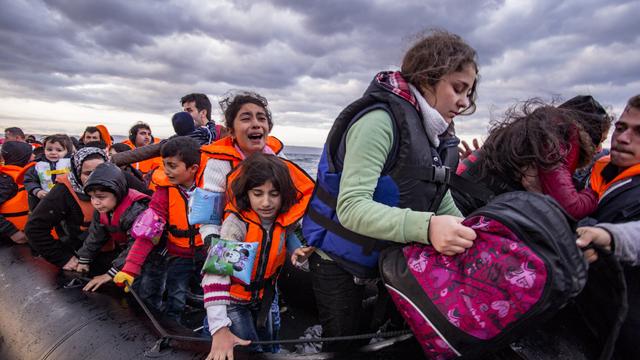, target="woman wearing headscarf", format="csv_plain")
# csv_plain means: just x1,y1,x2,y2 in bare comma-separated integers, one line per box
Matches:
26,147,109,270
